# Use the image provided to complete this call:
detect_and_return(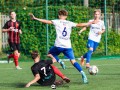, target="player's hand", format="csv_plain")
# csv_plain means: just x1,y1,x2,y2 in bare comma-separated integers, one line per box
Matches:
19,30,22,34
9,27,14,31
78,31,82,35
47,54,57,63
29,13,35,20
47,54,52,57
25,83,31,88
98,31,102,35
